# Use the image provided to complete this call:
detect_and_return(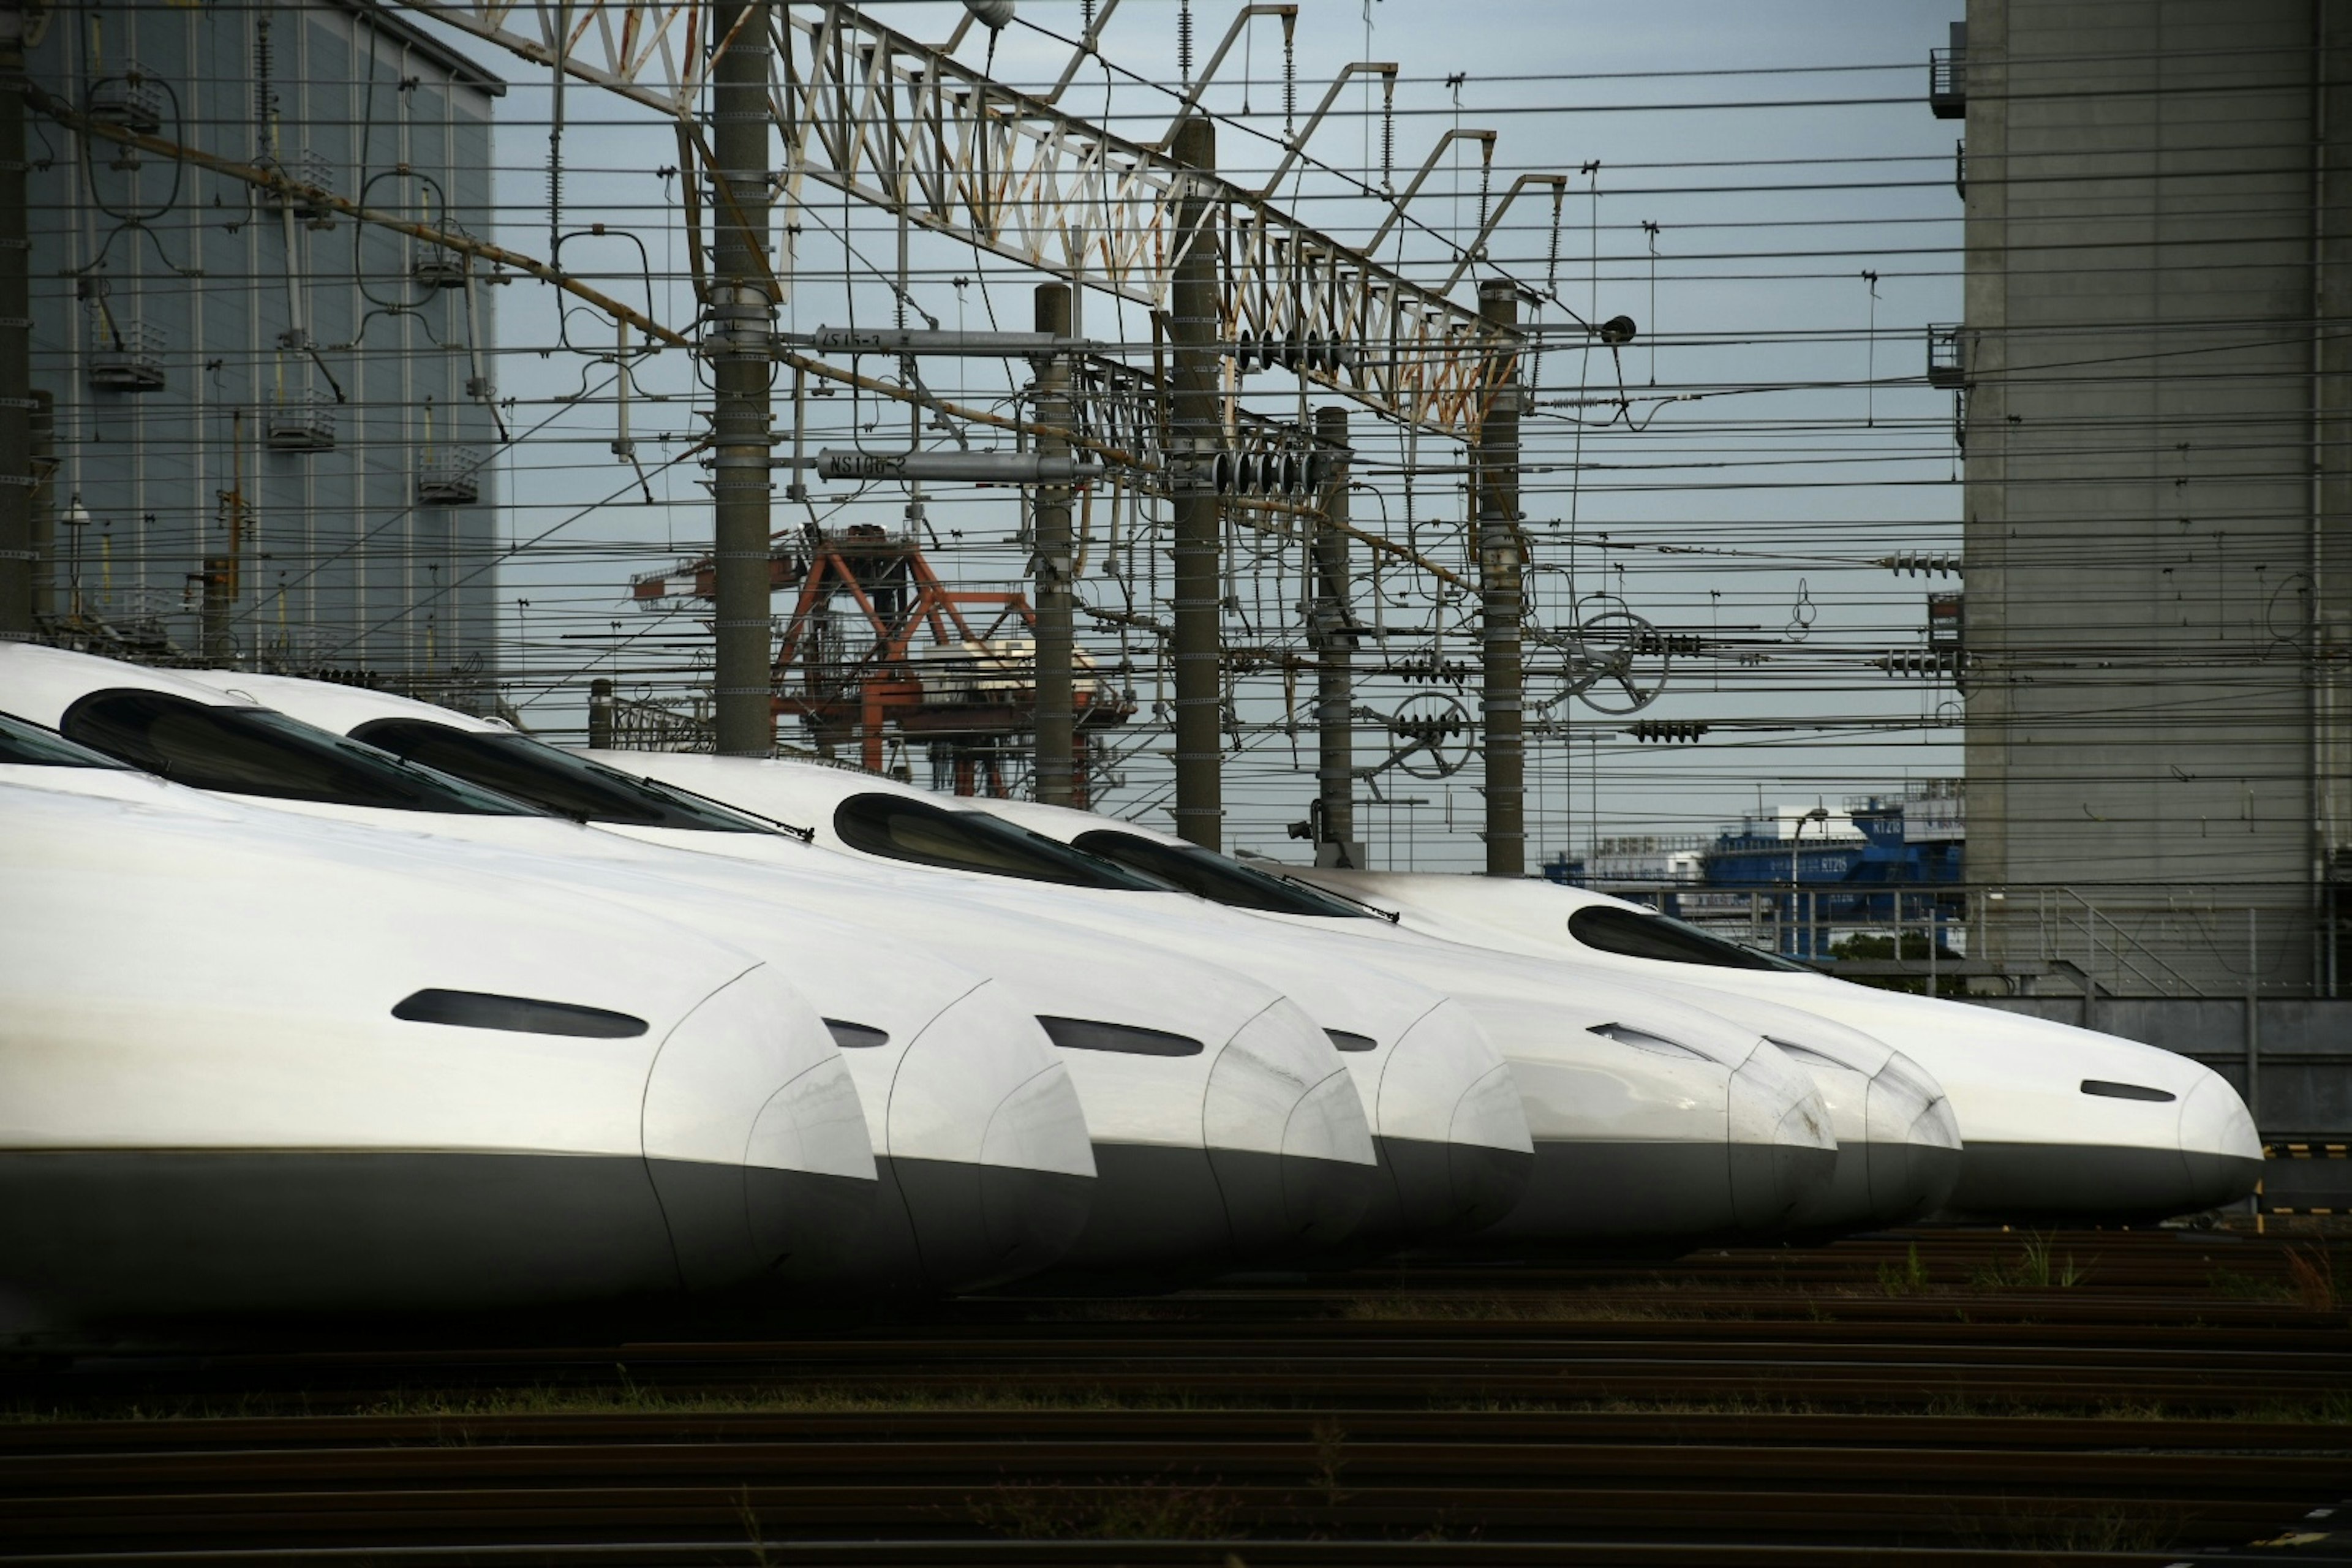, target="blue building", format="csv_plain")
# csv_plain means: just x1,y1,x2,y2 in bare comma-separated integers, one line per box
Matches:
1548,782,1967,962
